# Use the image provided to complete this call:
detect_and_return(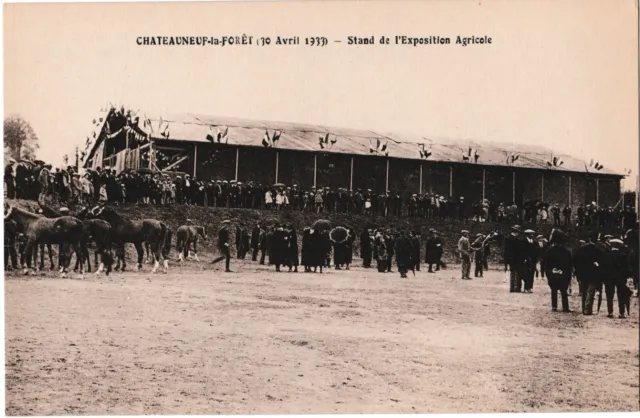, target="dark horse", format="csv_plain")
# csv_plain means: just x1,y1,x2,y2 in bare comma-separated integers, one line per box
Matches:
4,204,84,277
90,205,171,273
175,225,207,261
39,204,115,276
